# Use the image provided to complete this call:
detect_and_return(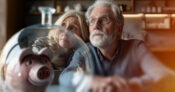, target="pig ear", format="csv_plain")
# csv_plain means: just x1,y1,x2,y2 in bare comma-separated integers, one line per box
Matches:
19,48,34,62
38,48,53,60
